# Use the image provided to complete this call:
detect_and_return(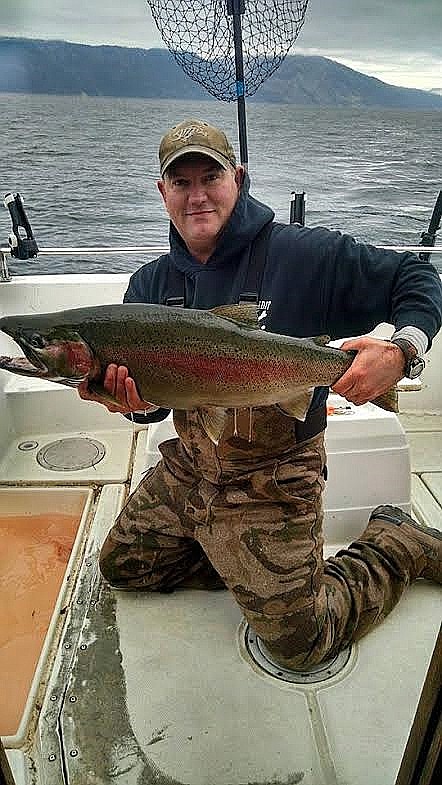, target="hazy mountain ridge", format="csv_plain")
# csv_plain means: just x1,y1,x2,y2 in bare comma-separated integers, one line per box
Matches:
1,37,442,110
